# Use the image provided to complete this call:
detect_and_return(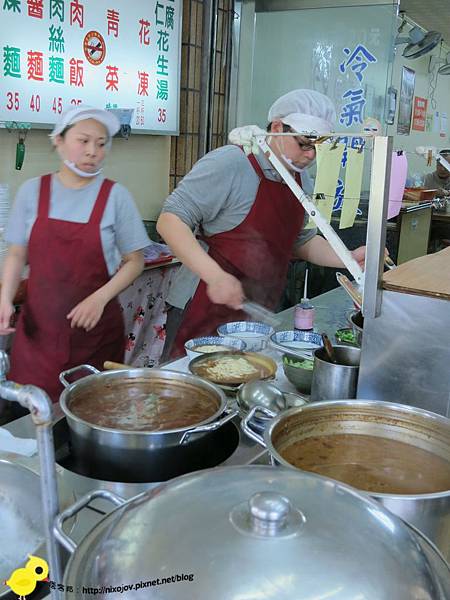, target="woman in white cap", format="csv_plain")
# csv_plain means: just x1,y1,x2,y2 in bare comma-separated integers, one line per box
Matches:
157,89,366,359
0,105,150,403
